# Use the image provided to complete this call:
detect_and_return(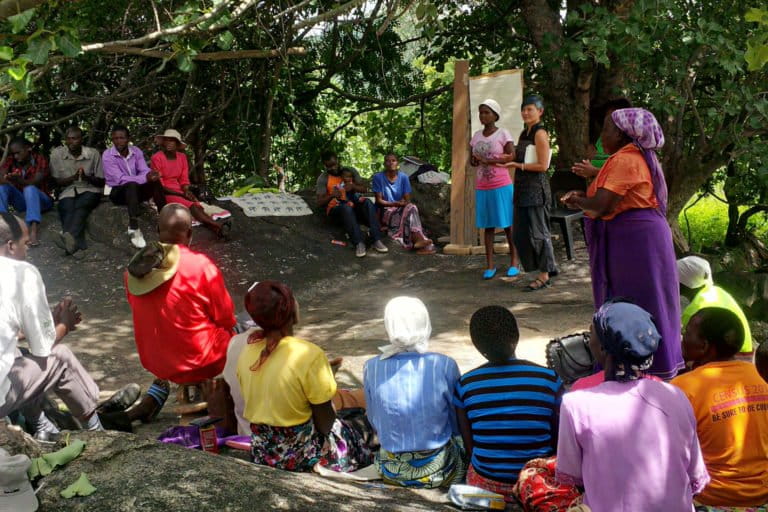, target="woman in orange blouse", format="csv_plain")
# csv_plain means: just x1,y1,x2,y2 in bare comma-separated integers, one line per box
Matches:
561,108,683,379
